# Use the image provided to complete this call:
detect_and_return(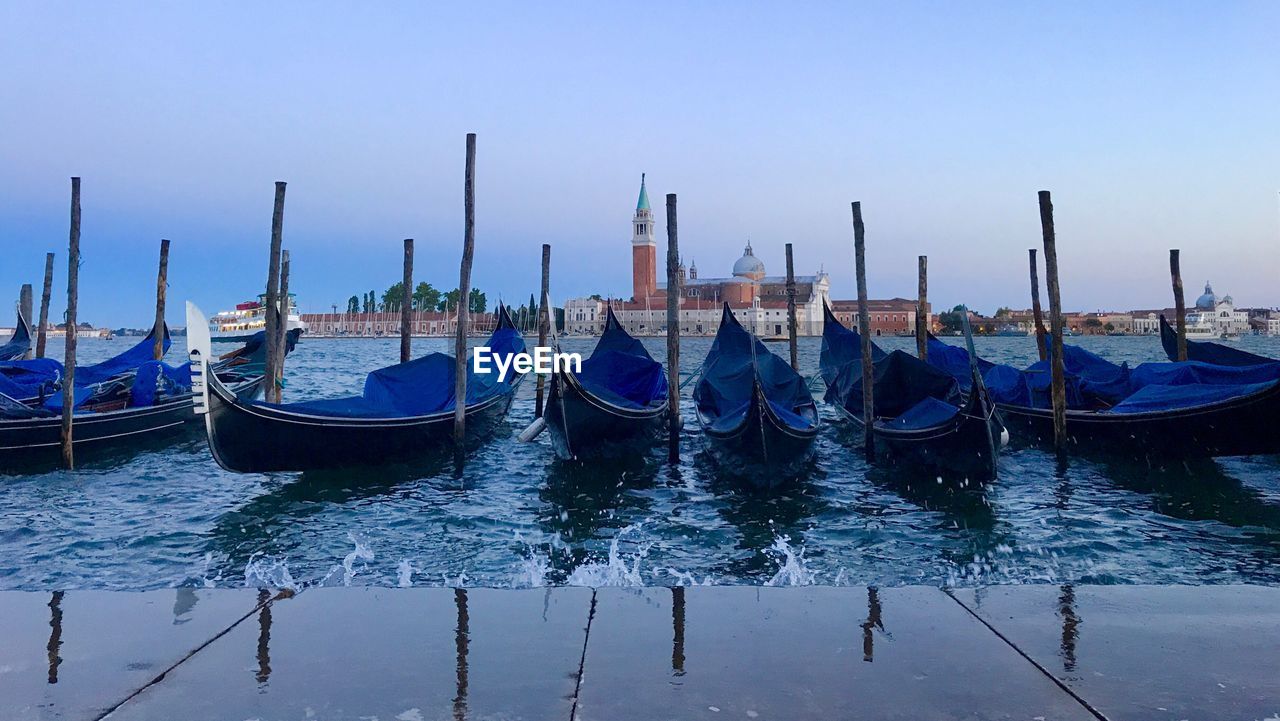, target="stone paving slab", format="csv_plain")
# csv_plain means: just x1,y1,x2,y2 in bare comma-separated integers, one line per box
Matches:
0,589,265,721
104,587,593,721
951,584,1280,721
575,586,1096,720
